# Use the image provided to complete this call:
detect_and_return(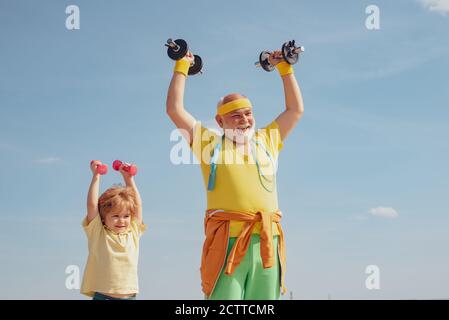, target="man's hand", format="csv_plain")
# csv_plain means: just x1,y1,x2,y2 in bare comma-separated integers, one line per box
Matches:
268,50,284,66
183,51,195,65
